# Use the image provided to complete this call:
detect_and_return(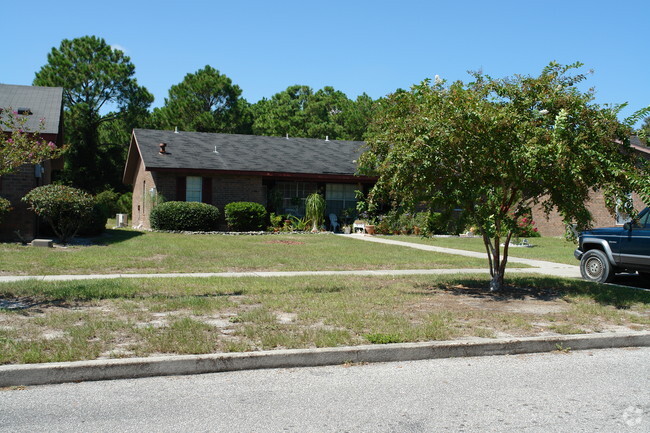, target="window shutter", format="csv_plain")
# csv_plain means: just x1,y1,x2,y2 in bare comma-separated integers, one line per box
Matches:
176,176,186,201
202,177,212,204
